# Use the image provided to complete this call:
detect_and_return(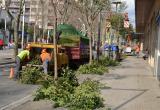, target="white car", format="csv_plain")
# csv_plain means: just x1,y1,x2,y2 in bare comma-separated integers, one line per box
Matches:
125,46,132,53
